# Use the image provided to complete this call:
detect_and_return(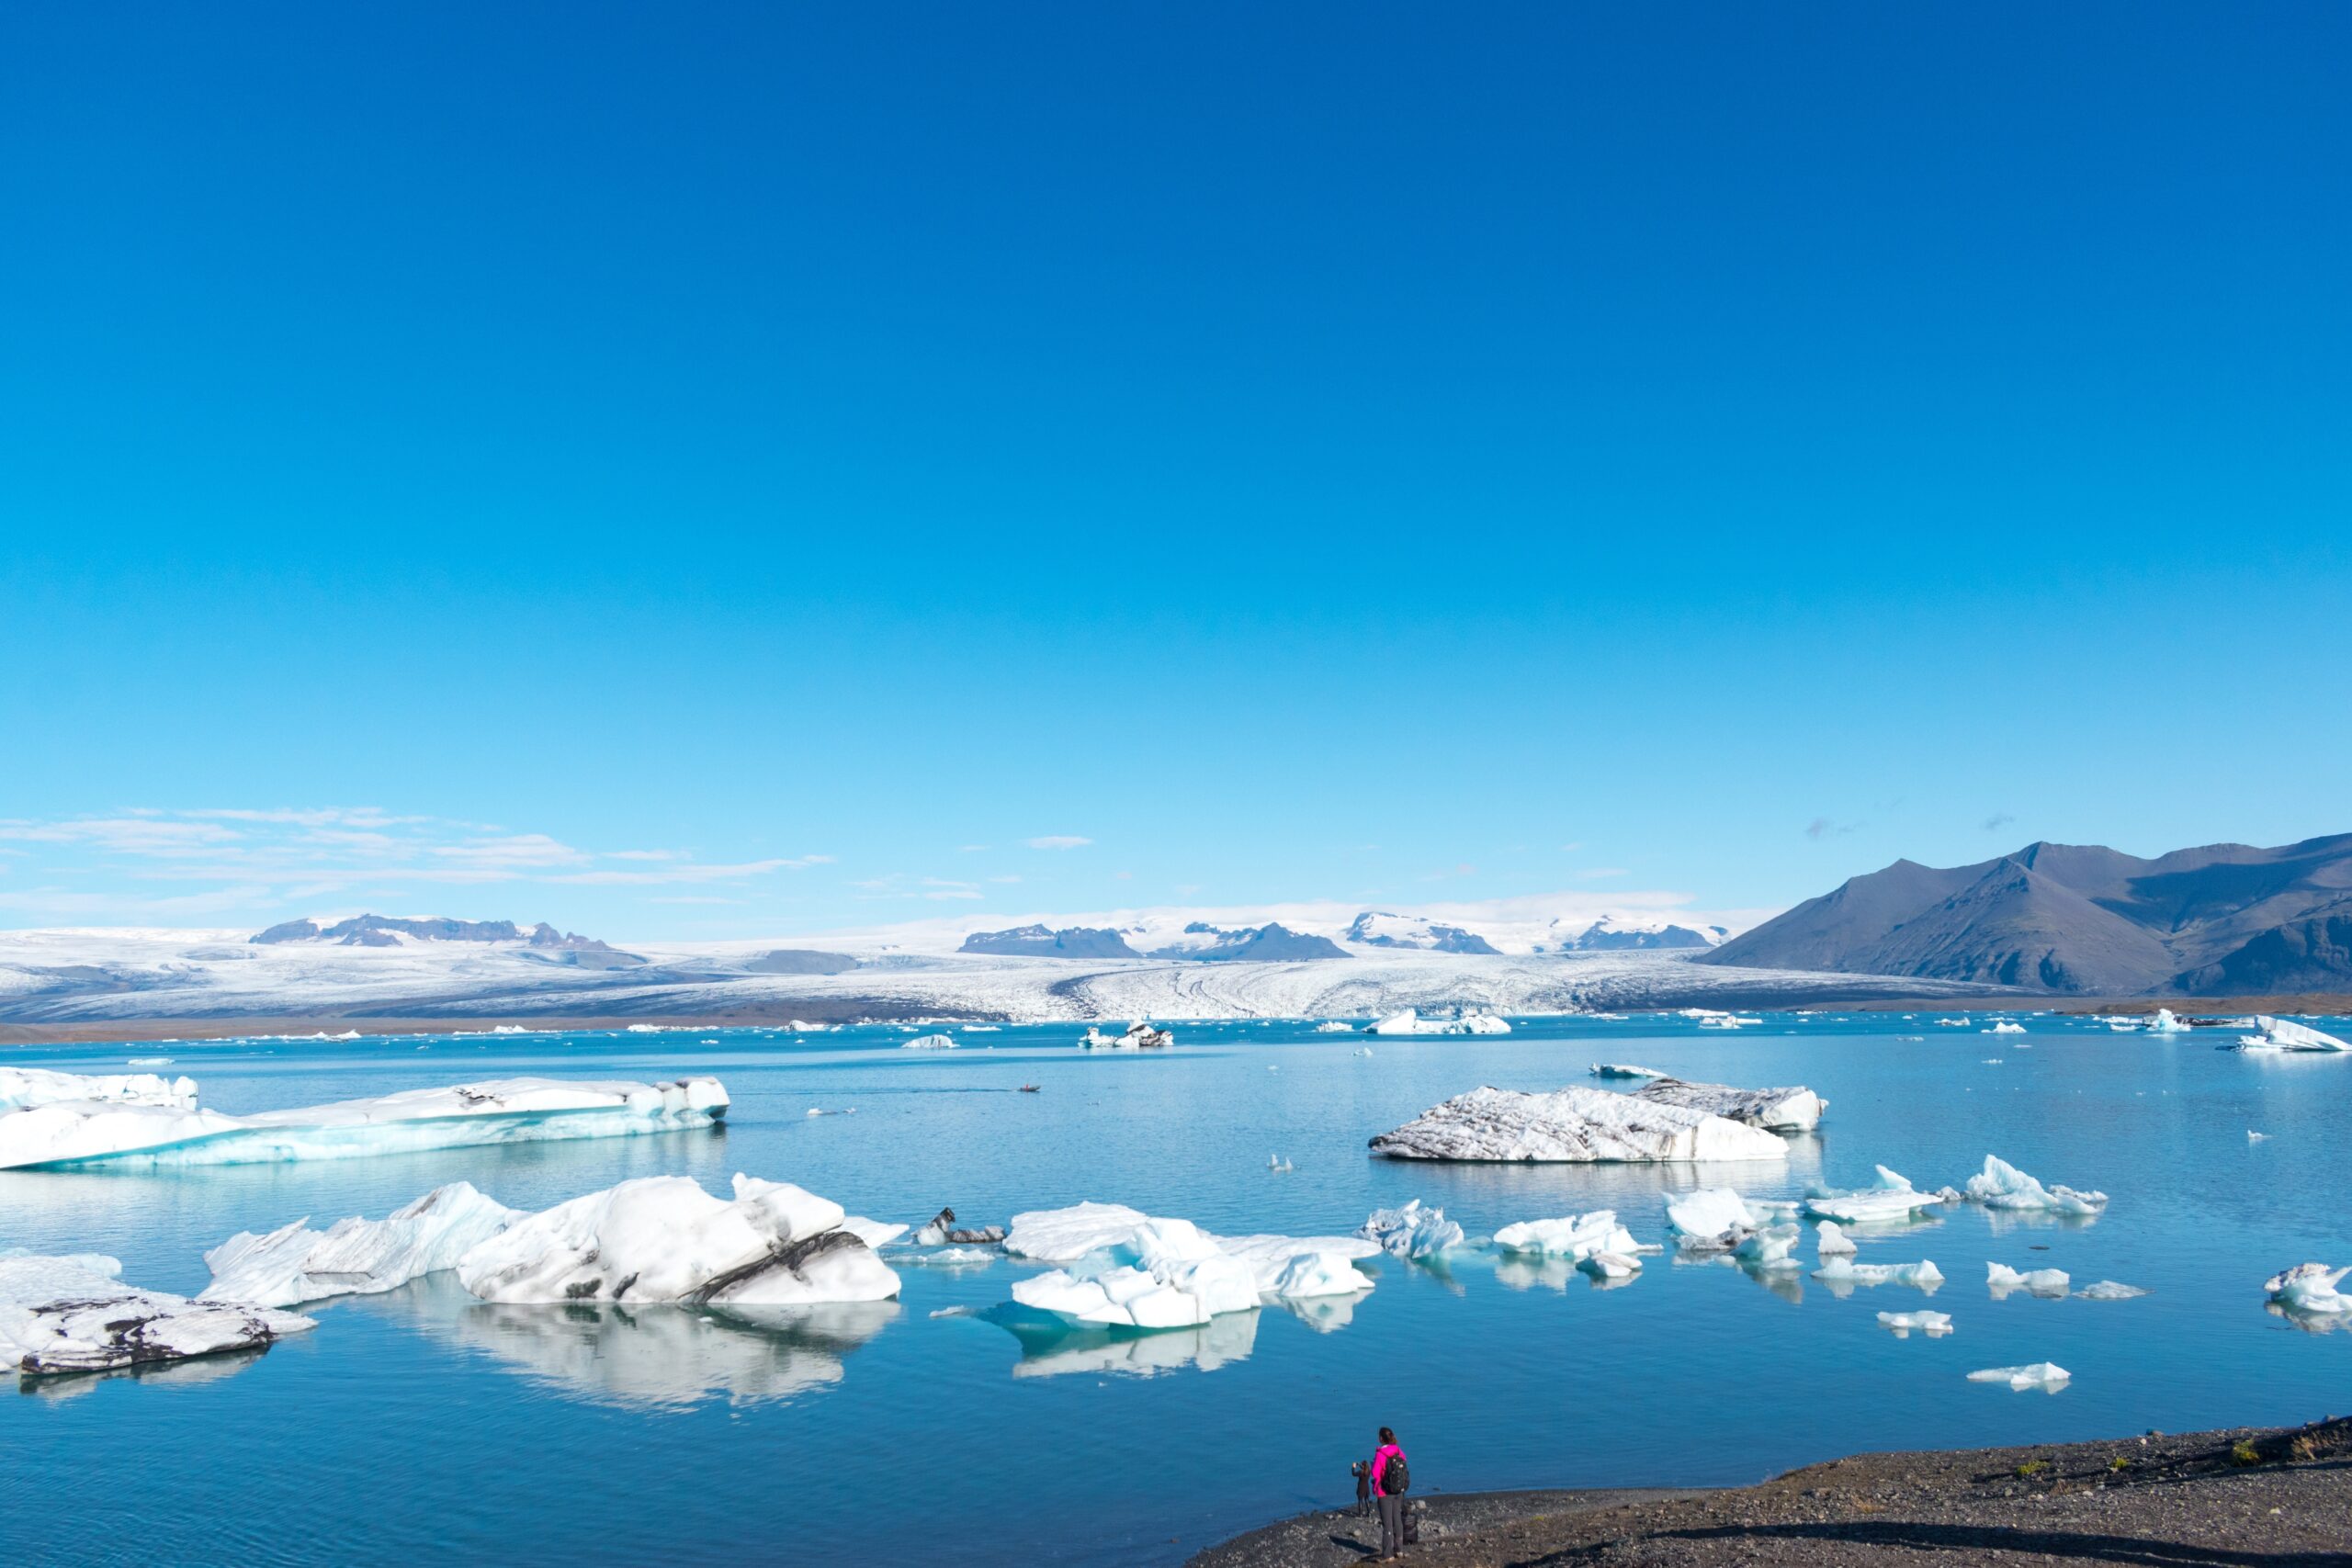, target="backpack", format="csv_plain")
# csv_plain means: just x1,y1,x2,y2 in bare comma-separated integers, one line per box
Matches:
1382,1451,1409,1495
